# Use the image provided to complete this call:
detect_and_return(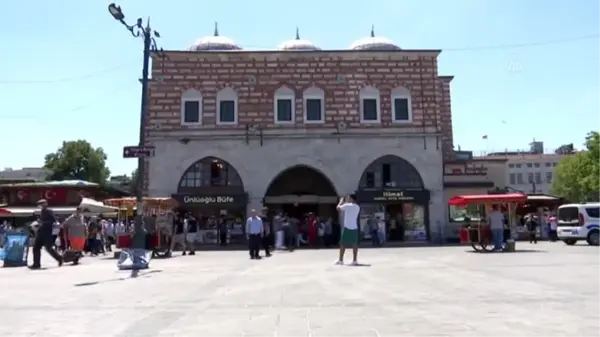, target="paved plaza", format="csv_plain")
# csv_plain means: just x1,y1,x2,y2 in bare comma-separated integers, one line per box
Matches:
0,243,598,336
